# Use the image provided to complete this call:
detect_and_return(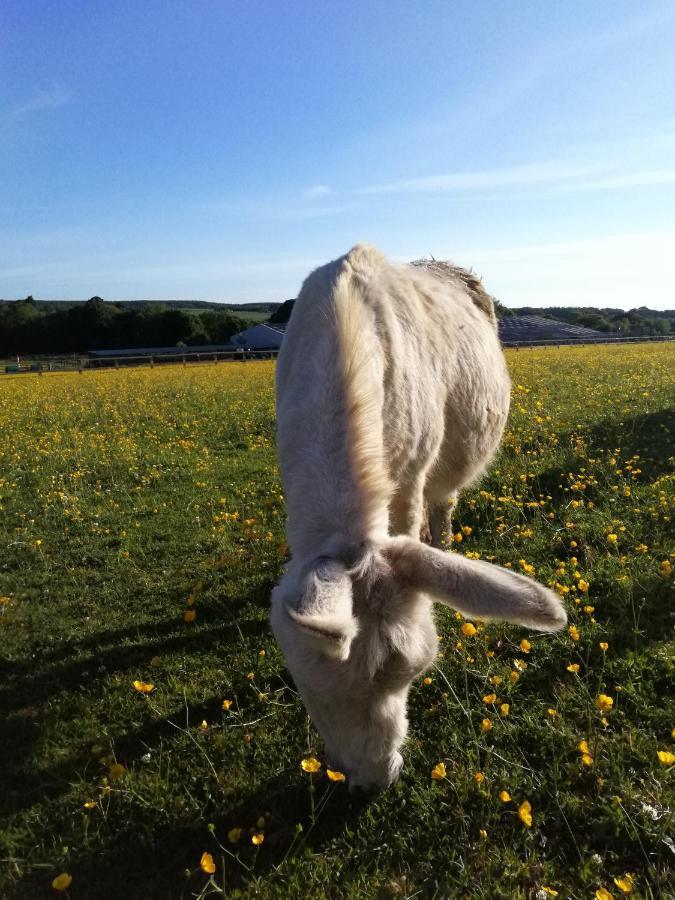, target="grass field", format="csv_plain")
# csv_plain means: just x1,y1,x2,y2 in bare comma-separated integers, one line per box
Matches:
1,345,673,899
